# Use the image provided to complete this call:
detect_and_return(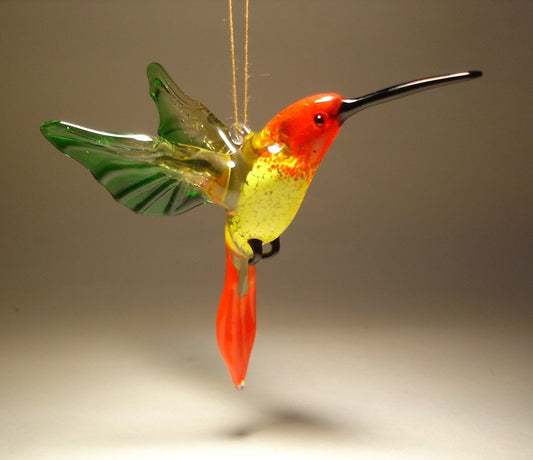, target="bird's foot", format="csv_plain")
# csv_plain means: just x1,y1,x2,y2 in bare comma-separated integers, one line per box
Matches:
248,238,280,265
